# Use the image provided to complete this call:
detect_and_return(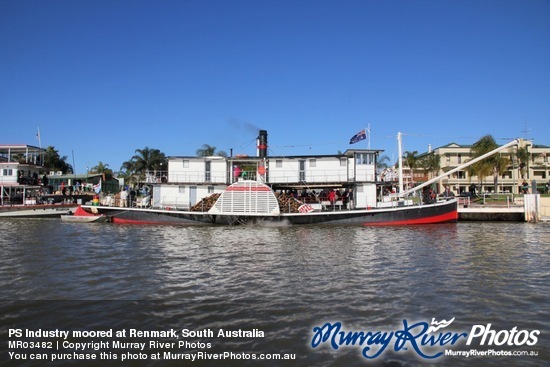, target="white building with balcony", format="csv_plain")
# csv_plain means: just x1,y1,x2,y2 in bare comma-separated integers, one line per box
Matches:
418,140,550,194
